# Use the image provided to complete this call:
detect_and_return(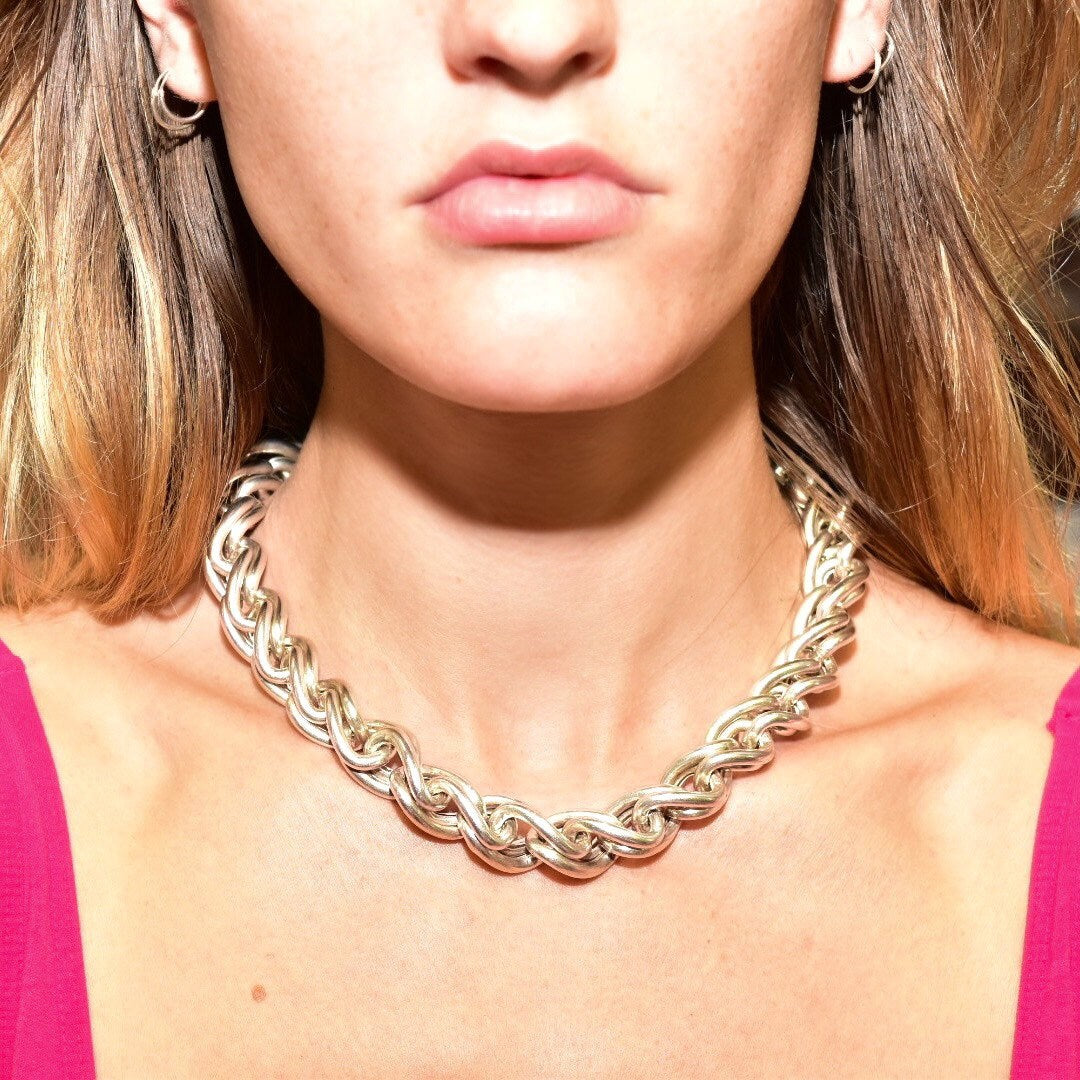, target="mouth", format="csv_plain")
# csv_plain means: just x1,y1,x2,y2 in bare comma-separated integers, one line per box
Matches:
413,139,660,246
